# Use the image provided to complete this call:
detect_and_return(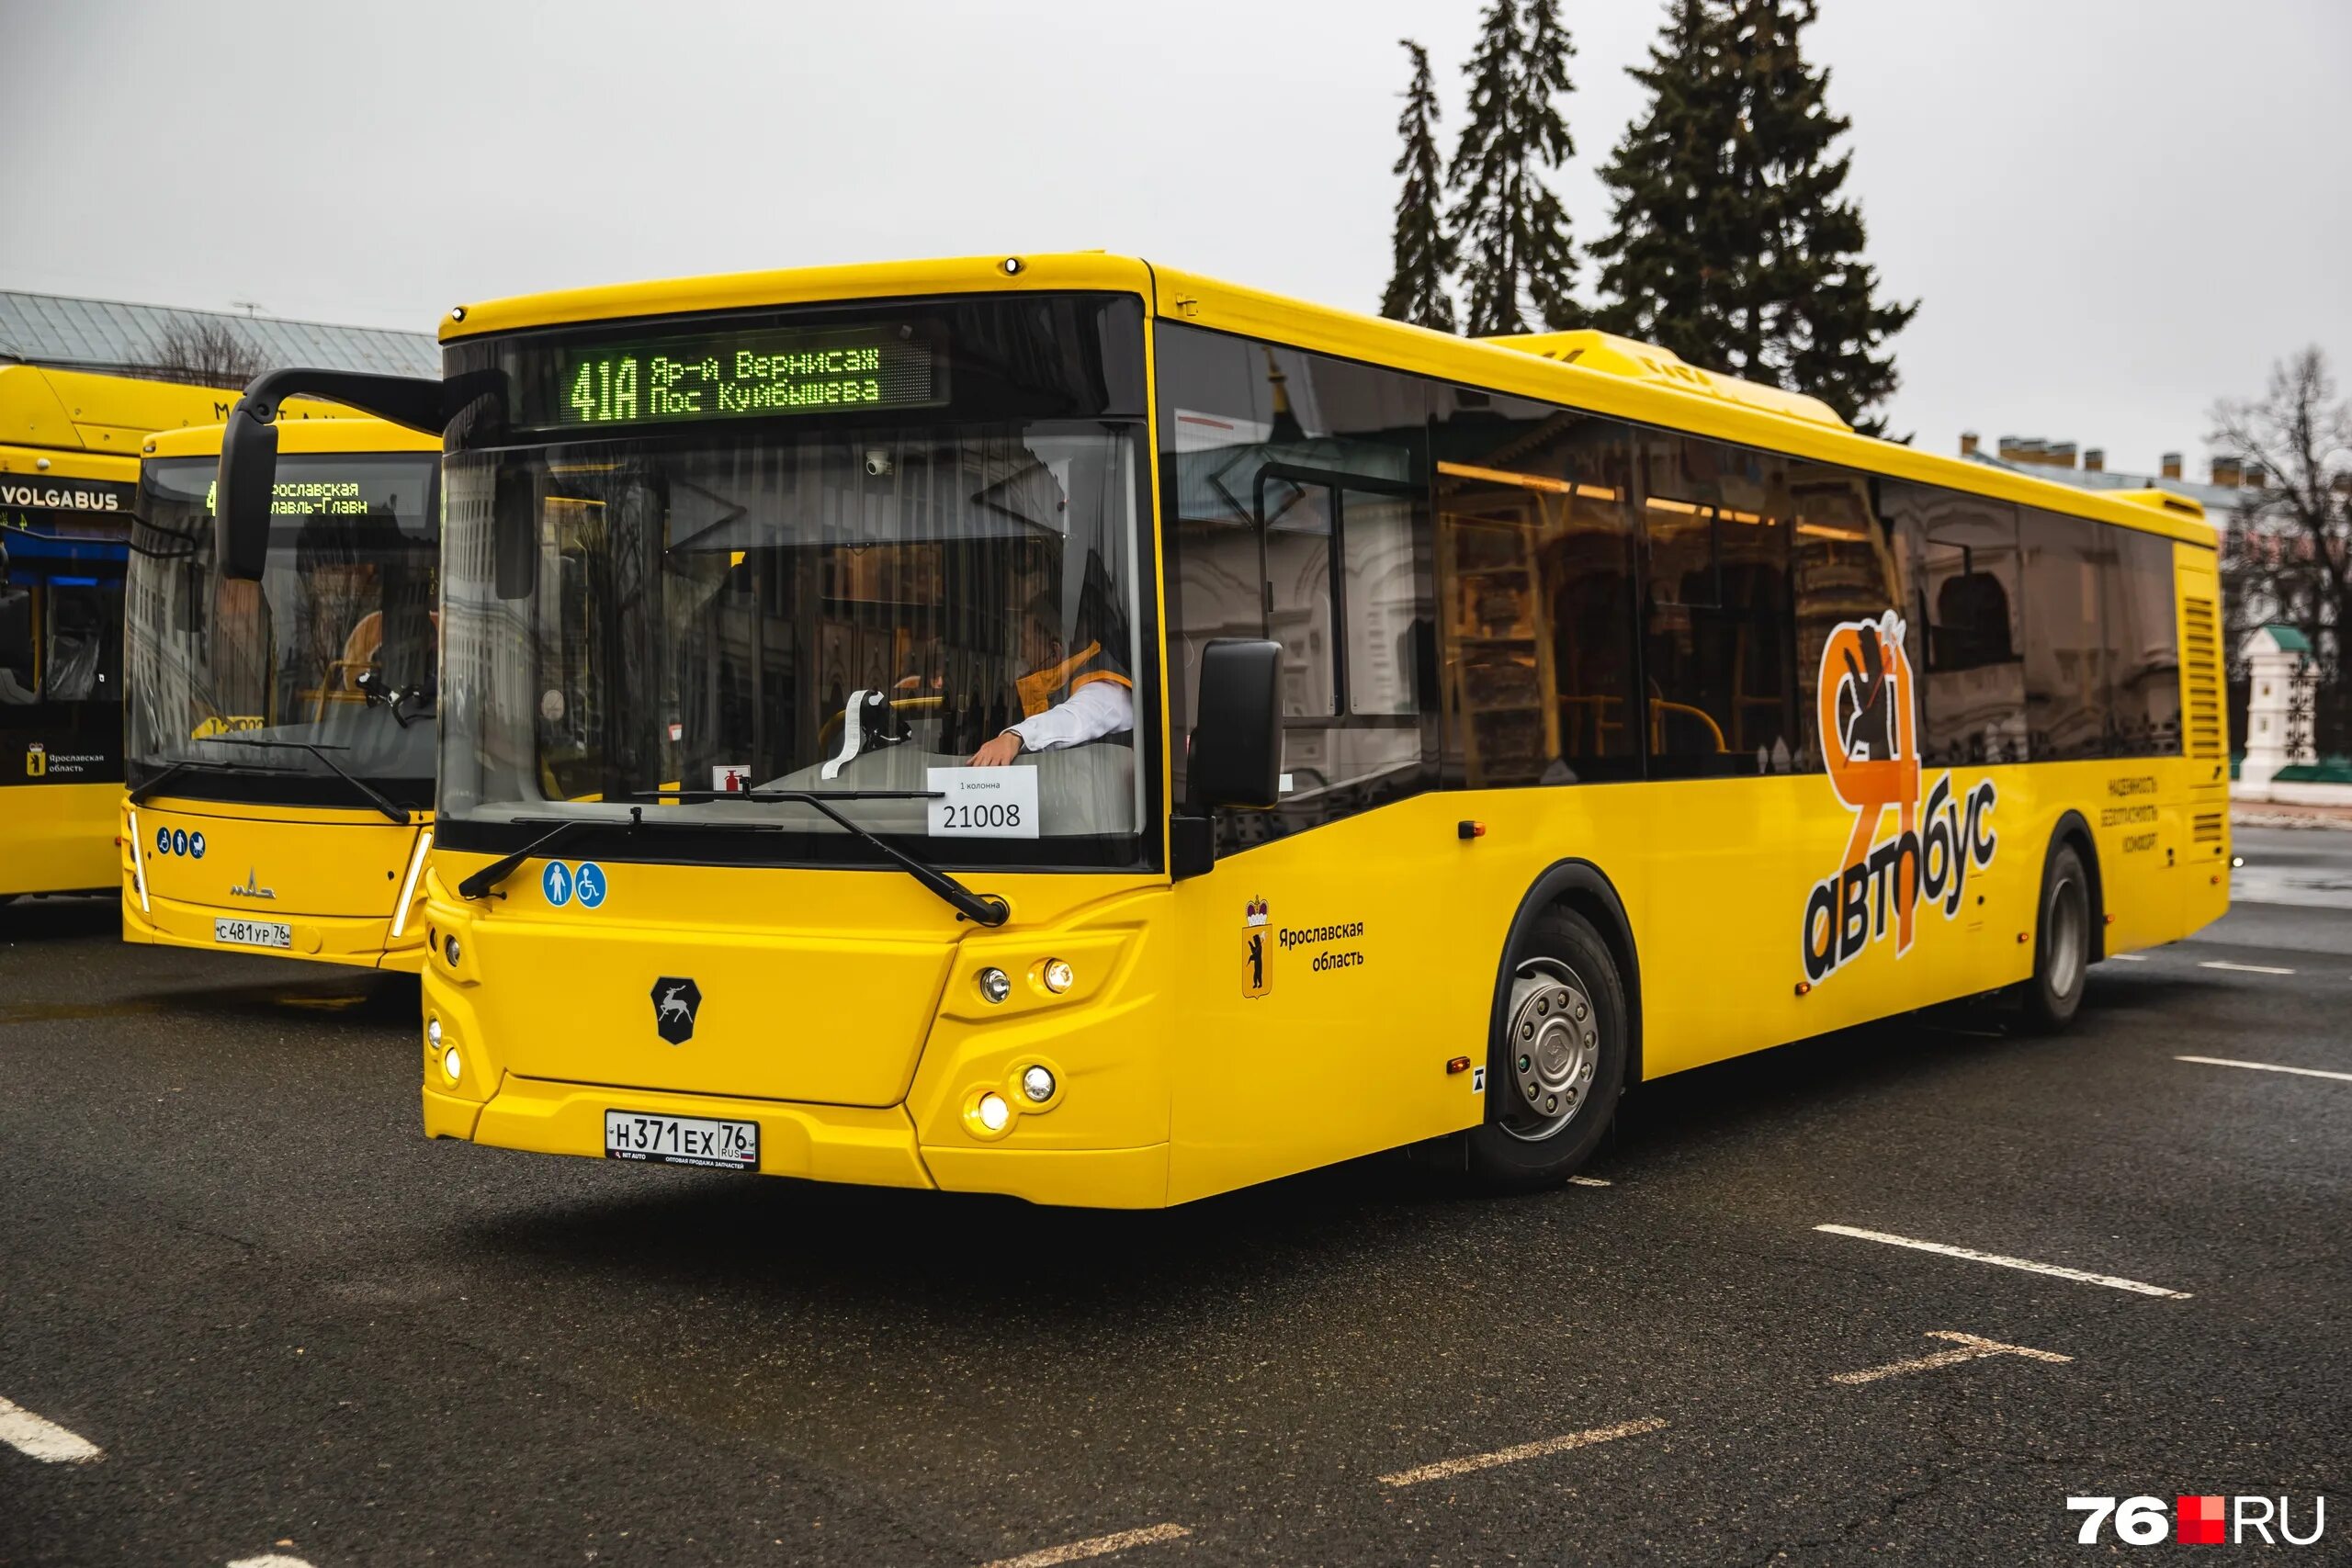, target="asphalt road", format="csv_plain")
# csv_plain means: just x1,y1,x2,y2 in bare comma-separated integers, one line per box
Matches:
3,833,2346,1566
